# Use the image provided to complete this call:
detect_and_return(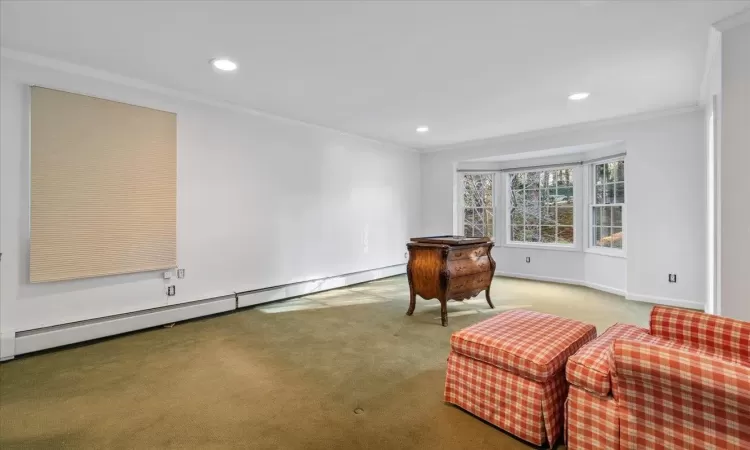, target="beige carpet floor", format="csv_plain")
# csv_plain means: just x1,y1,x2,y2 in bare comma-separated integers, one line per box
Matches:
0,275,654,449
